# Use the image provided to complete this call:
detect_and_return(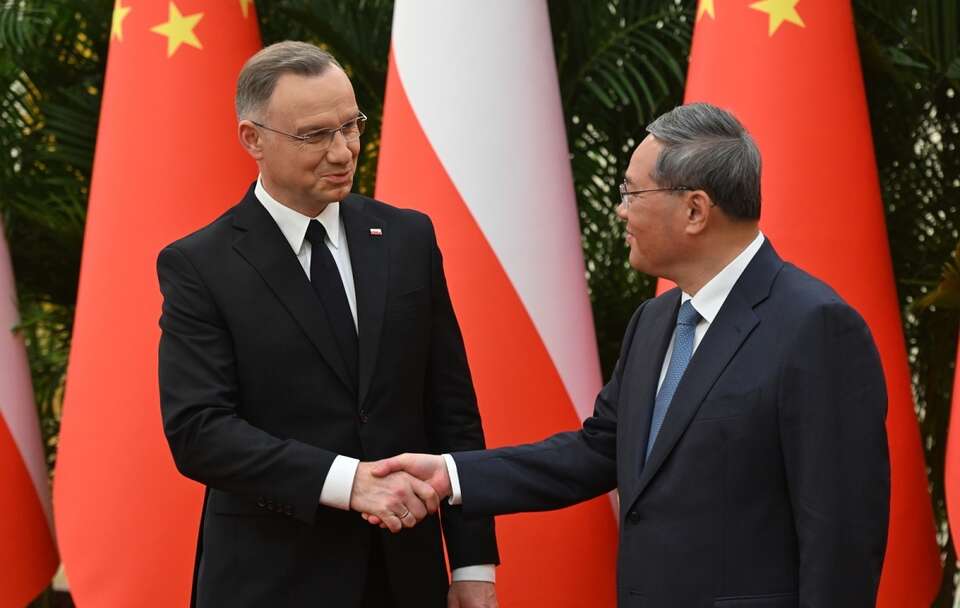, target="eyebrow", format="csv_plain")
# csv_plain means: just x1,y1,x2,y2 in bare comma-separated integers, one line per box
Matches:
297,112,362,135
